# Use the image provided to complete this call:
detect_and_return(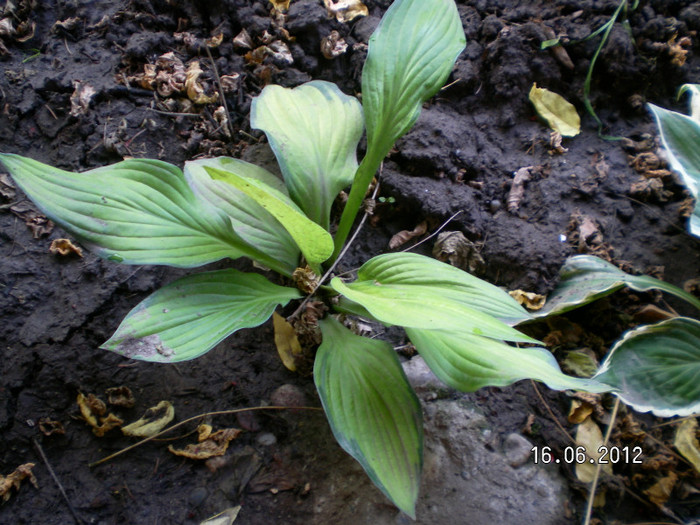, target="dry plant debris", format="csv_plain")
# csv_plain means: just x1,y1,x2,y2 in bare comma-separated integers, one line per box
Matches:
77,392,124,437
322,0,369,23
38,417,65,437
49,238,83,257
432,231,484,273
674,418,700,474
529,83,581,137
0,464,37,503
321,30,348,59
389,220,427,249
105,386,135,408
168,426,242,459
508,289,545,311
122,400,175,438
273,312,303,372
